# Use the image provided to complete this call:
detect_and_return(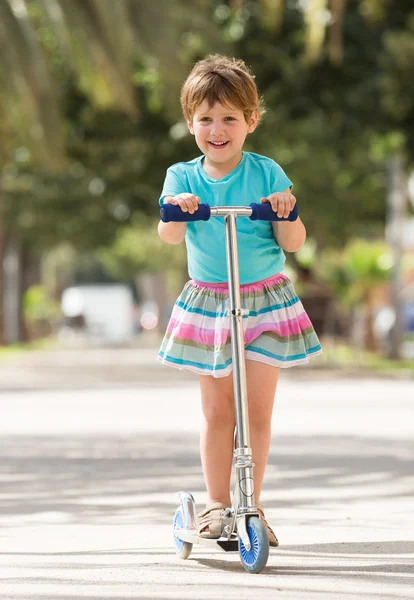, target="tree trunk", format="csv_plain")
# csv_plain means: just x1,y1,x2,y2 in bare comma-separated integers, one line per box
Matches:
329,0,347,65
3,237,23,344
0,193,4,345
20,246,42,341
386,154,407,359
364,288,377,352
